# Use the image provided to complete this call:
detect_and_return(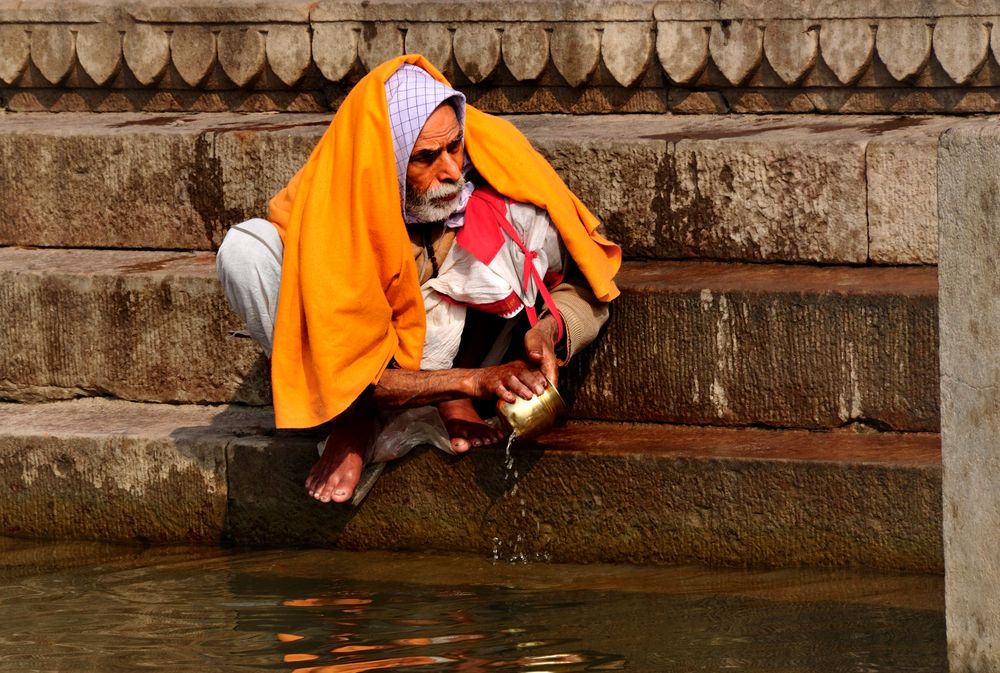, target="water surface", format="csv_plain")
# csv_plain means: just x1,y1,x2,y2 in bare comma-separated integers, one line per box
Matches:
0,538,945,672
